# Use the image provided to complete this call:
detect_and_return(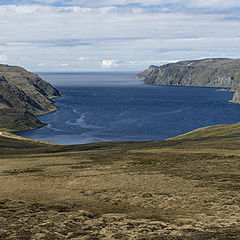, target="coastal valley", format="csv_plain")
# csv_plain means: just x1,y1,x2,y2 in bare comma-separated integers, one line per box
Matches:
1,60,240,239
